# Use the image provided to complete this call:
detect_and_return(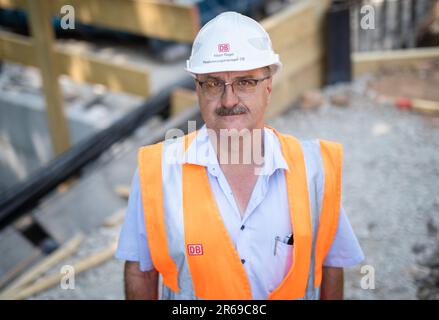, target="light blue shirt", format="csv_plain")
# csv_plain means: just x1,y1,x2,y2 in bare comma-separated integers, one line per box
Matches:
116,125,364,299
